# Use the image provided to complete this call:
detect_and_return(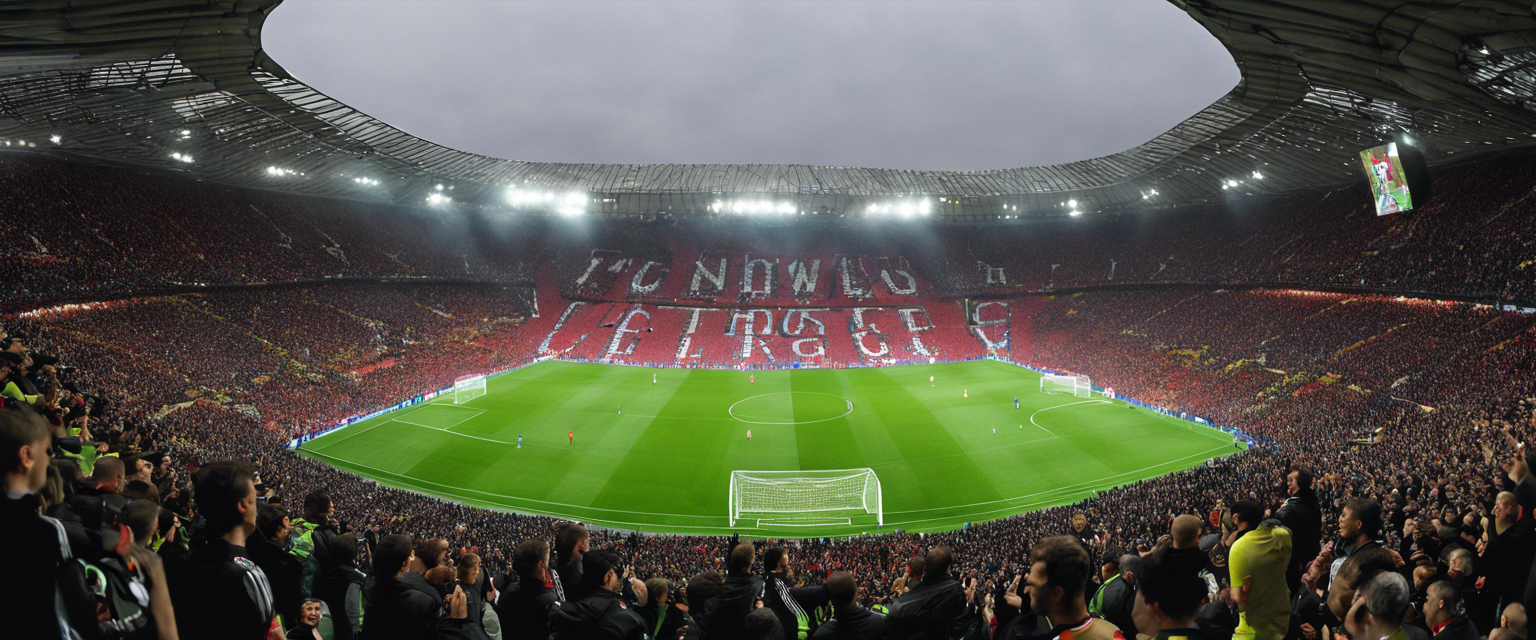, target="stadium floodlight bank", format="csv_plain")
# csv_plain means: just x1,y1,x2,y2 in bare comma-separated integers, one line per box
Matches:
729,469,883,527
1042,374,1092,398
453,374,487,404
